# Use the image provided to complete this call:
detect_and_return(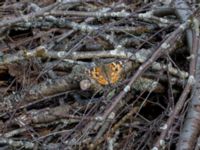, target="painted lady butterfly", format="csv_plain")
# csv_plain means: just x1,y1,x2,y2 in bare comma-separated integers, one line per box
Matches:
88,62,123,85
